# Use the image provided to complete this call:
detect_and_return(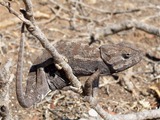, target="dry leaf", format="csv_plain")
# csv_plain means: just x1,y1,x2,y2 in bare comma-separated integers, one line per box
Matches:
149,81,160,97
139,99,151,109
